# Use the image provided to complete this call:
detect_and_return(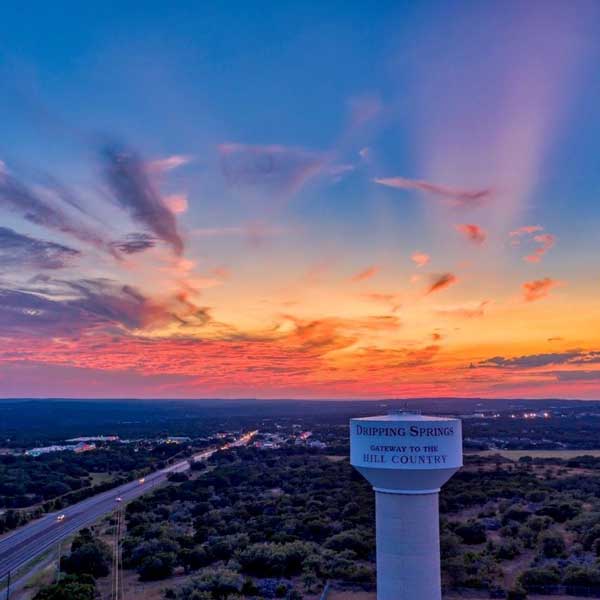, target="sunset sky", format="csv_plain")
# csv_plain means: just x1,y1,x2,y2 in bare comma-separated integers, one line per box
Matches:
1,1,600,399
